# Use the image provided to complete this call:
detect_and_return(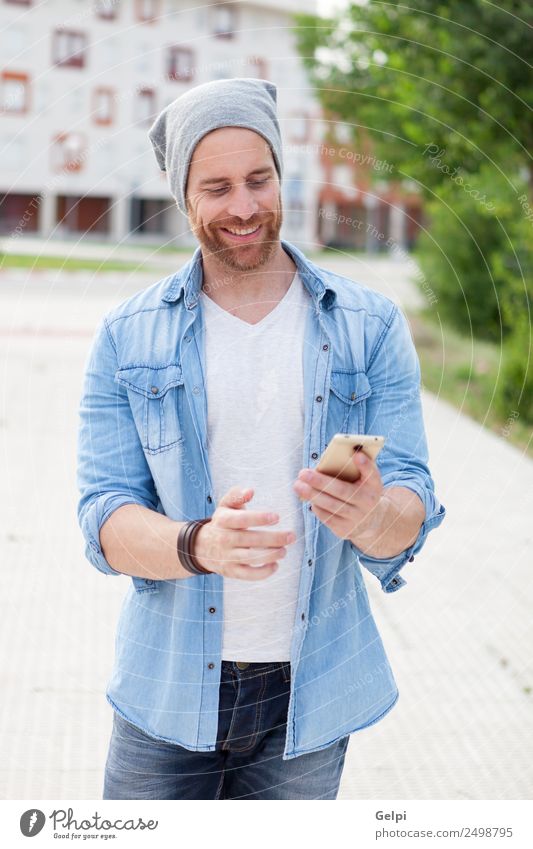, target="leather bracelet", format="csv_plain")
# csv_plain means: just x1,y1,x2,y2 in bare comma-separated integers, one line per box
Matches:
189,518,212,573
177,519,212,576
177,521,203,575
177,521,205,576
177,521,196,575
